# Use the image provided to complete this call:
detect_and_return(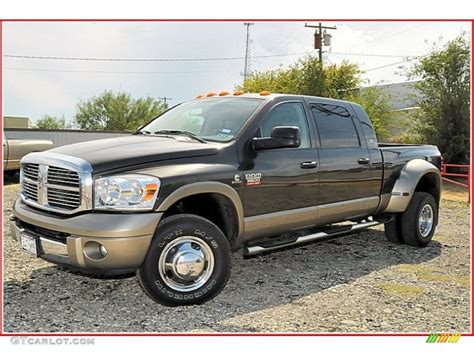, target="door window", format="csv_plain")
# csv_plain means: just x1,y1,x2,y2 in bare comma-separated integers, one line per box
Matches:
311,103,360,148
258,102,311,148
